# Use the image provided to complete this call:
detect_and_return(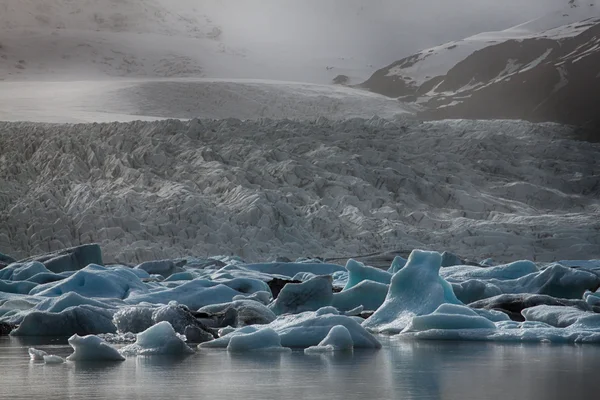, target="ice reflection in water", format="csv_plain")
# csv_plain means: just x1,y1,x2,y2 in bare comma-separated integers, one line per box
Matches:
2,336,600,400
